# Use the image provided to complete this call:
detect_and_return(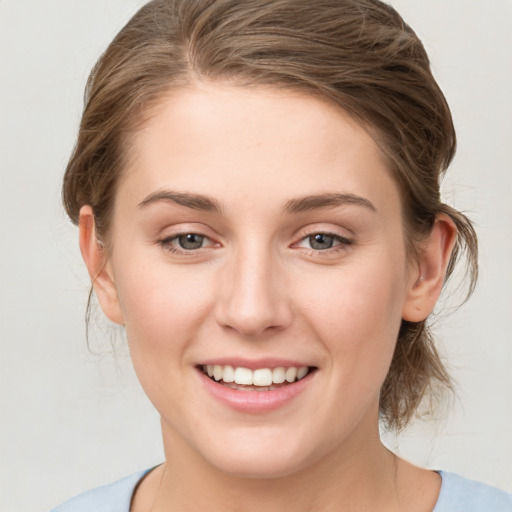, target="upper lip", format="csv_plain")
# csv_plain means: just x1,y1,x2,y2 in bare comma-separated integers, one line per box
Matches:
197,358,316,370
